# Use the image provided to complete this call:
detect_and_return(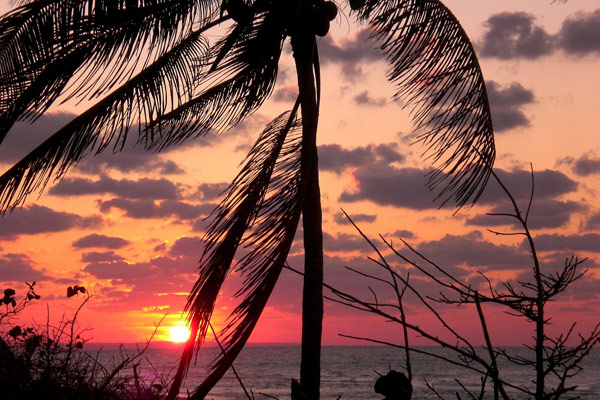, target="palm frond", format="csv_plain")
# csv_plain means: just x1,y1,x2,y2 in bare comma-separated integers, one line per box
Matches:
355,0,495,208
144,10,286,150
0,29,210,214
168,105,302,399
190,113,305,400
0,0,220,141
